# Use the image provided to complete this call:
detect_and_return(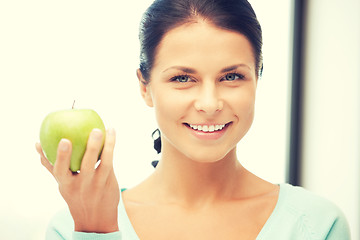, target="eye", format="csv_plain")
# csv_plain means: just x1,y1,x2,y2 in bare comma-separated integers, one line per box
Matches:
222,73,244,81
171,75,192,83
